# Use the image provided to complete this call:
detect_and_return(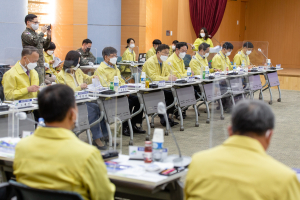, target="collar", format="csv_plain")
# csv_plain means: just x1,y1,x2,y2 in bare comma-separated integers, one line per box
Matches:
152,47,156,53
223,135,266,155
196,52,205,60
173,52,182,62
19,62,28,73
15,61,27,75
26,27,35,34
128,48,133,53
103,61,115,69
157,56,162,65
240,50,248,58
34,127,78,140
219,50,226,58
